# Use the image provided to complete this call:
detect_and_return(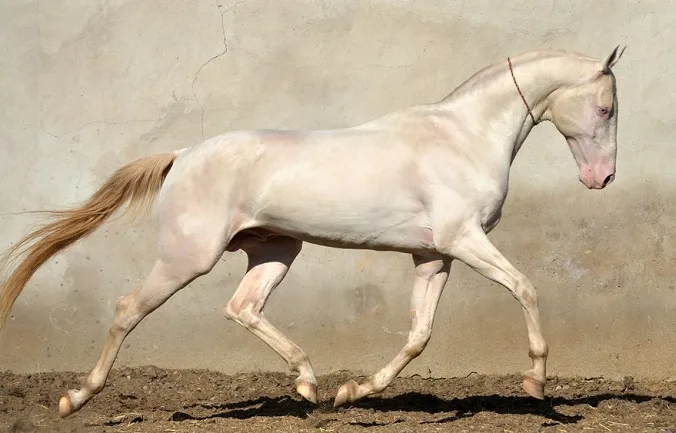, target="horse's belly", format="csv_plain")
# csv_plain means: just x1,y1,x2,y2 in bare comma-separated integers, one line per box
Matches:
254,204,435,253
